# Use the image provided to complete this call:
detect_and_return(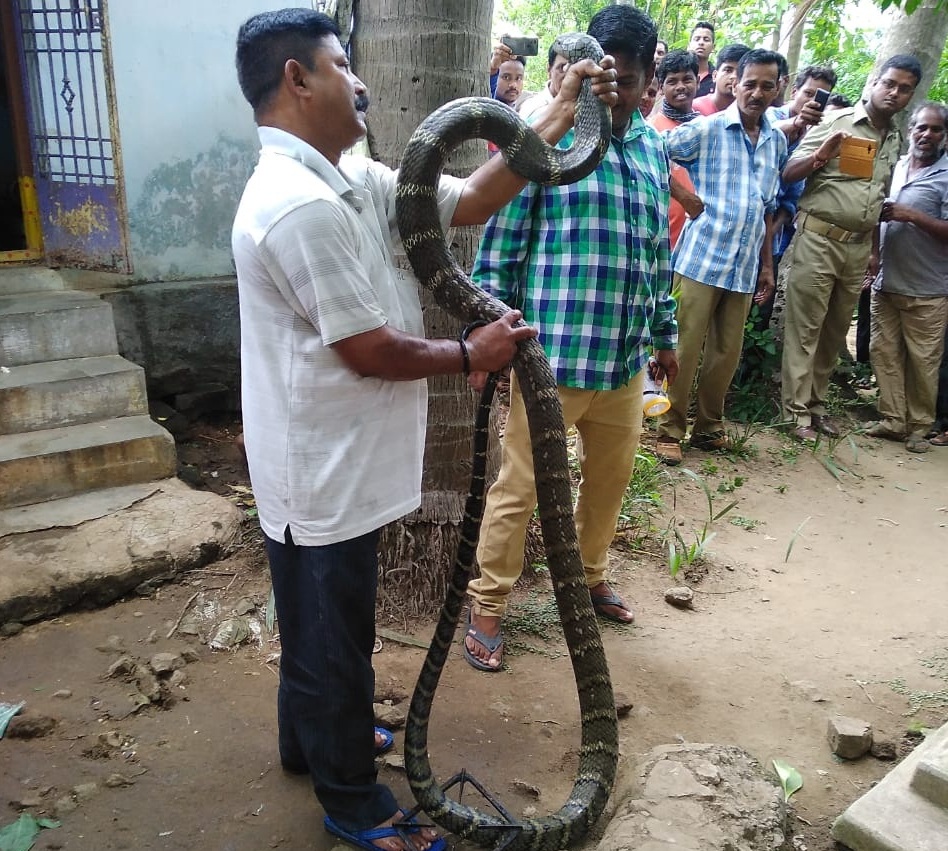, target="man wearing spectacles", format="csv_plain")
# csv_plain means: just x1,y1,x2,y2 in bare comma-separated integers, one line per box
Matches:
778,55,922,443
